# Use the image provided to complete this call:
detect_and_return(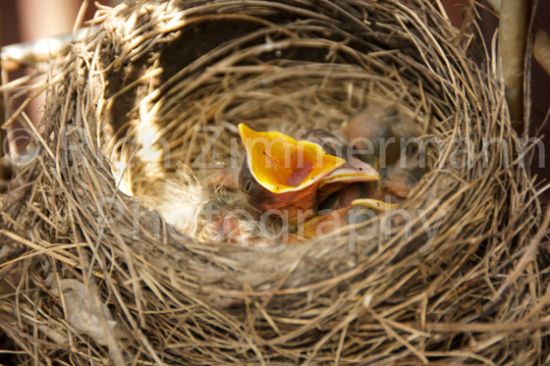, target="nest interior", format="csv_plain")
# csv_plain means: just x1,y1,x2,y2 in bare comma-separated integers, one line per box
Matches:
1,0,548,365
